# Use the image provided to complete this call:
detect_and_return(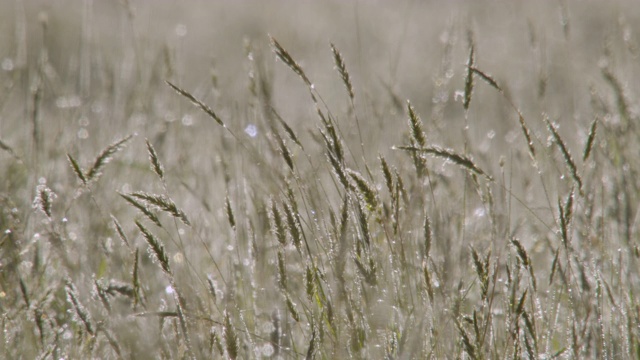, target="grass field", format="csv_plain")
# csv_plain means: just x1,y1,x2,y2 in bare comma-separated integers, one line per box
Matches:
1,0,639,358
